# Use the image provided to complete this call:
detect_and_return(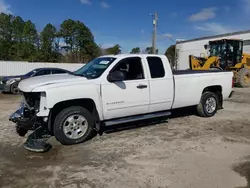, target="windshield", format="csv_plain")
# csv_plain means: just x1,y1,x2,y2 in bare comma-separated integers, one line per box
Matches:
73,57,116,79
24,70,37,77
209,42,227,57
